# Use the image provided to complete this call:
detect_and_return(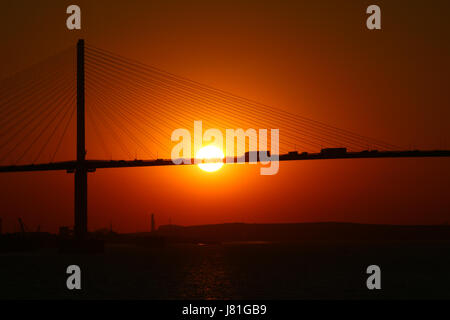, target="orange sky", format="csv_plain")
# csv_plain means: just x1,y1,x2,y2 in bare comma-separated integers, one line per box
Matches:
0,0,449,232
